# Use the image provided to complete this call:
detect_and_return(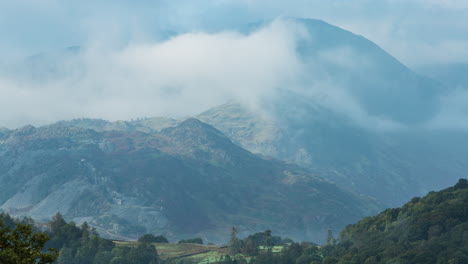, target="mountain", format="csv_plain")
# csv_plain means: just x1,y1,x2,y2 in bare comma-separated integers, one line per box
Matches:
1,17,466,239
0,119,379,243
56,117,179,133
197,102,468,207
22,19,464,208
273,18,442,124
327,179,468,264
193,19,467,207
